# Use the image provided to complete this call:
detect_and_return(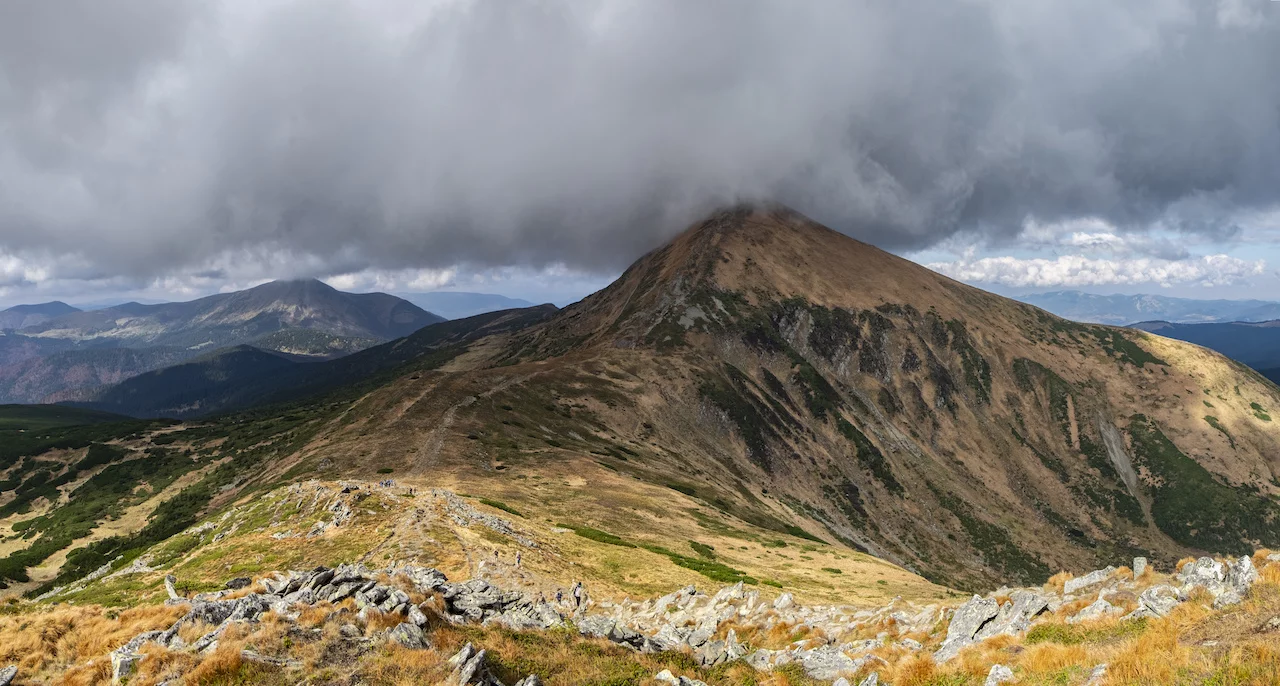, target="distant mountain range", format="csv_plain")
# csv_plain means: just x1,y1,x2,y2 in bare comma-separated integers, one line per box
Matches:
396,291,537,320
0,301,81,330
1017,291,1280,325
78,306,557,418
0,279,443,404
